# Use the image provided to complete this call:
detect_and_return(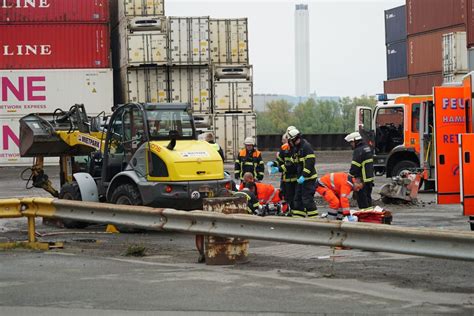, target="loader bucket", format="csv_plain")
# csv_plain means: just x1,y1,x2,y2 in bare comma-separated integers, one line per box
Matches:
19,114,70,157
